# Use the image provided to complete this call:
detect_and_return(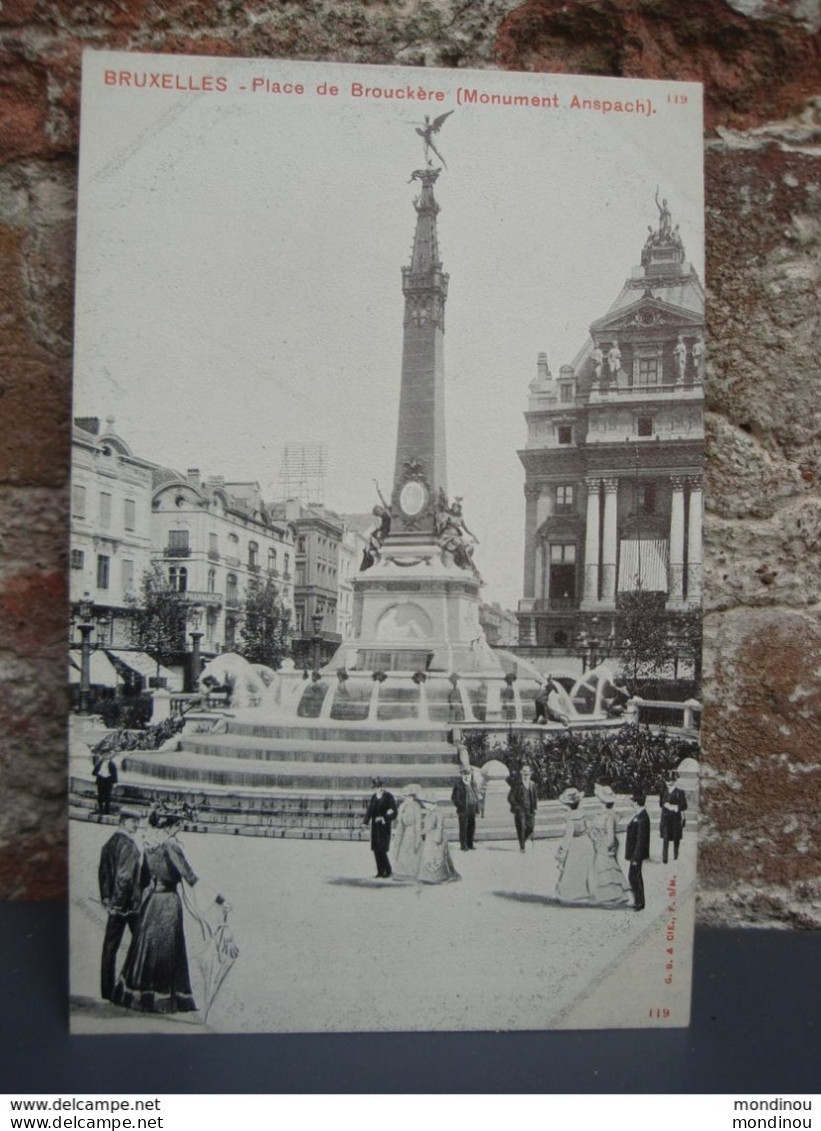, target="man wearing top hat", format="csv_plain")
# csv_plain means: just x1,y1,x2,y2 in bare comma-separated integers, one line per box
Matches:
508,764,539,852
363,778,397,878
98,808,145,1000
659,771,688,863
451,762,481,851
625,791,651,911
